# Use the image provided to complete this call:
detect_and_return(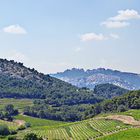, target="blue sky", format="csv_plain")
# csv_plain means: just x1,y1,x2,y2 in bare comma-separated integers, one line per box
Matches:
0,0,140,73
